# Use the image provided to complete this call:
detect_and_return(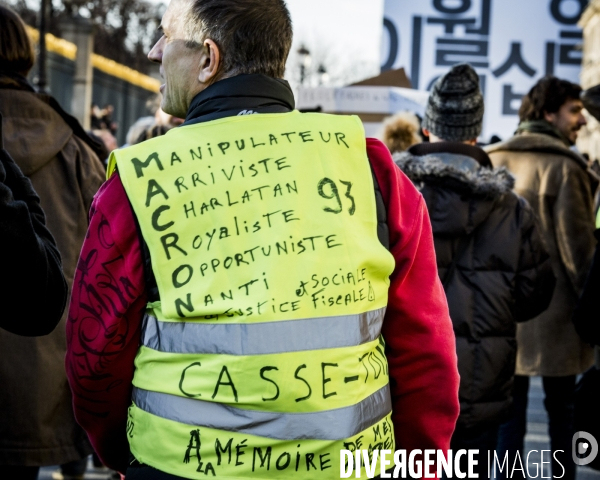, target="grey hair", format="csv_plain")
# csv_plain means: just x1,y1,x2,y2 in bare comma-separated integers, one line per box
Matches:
180,0,293,78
